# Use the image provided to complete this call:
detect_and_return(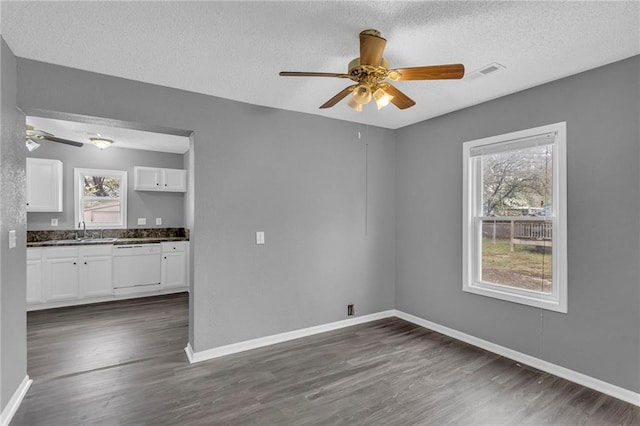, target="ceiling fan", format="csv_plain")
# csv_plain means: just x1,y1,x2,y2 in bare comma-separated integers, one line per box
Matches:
26,125,84,150
279,29,465,111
